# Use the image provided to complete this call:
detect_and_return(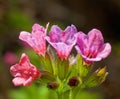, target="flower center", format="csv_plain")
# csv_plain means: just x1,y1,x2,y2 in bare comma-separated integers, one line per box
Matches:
85,49,97,58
